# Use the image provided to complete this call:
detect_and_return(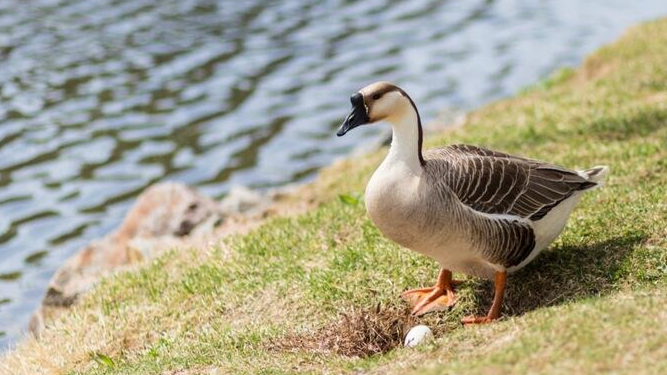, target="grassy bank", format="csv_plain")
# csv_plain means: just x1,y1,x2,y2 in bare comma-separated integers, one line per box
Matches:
3,18,667,375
